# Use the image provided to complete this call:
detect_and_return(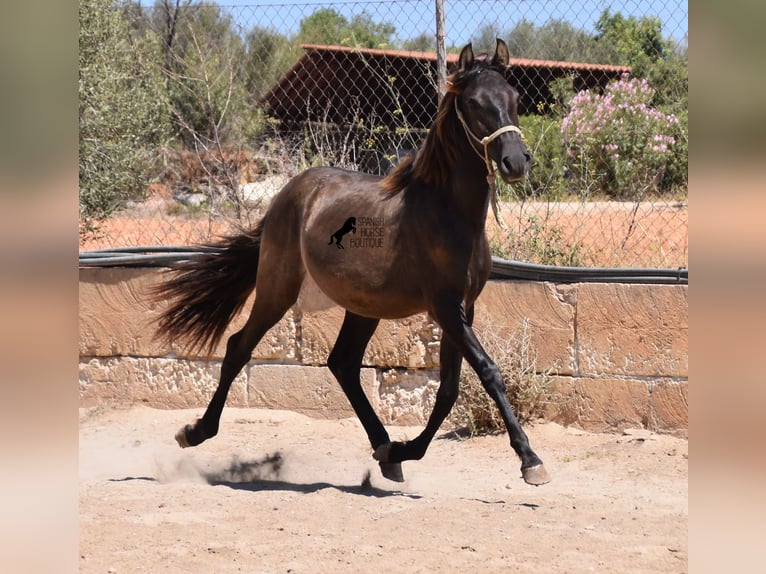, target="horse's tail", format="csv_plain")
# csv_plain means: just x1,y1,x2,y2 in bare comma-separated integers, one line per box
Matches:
151,219,265,355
